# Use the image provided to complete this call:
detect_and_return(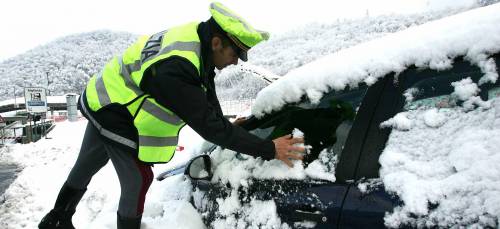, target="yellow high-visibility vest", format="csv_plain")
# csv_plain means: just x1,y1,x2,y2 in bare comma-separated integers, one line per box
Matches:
84,22,201,163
